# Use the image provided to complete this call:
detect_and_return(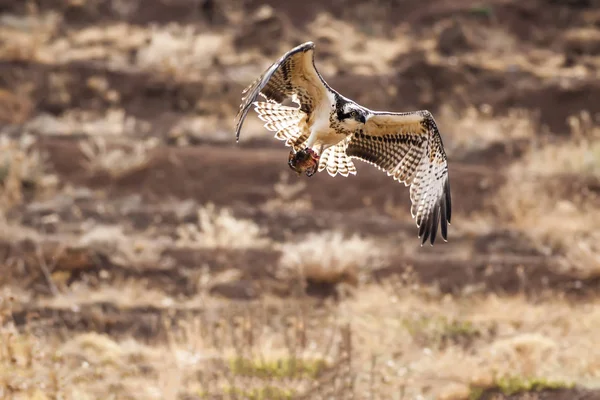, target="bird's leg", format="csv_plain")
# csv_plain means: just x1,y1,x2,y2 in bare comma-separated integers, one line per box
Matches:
288,128,322,177
316,143,324,155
